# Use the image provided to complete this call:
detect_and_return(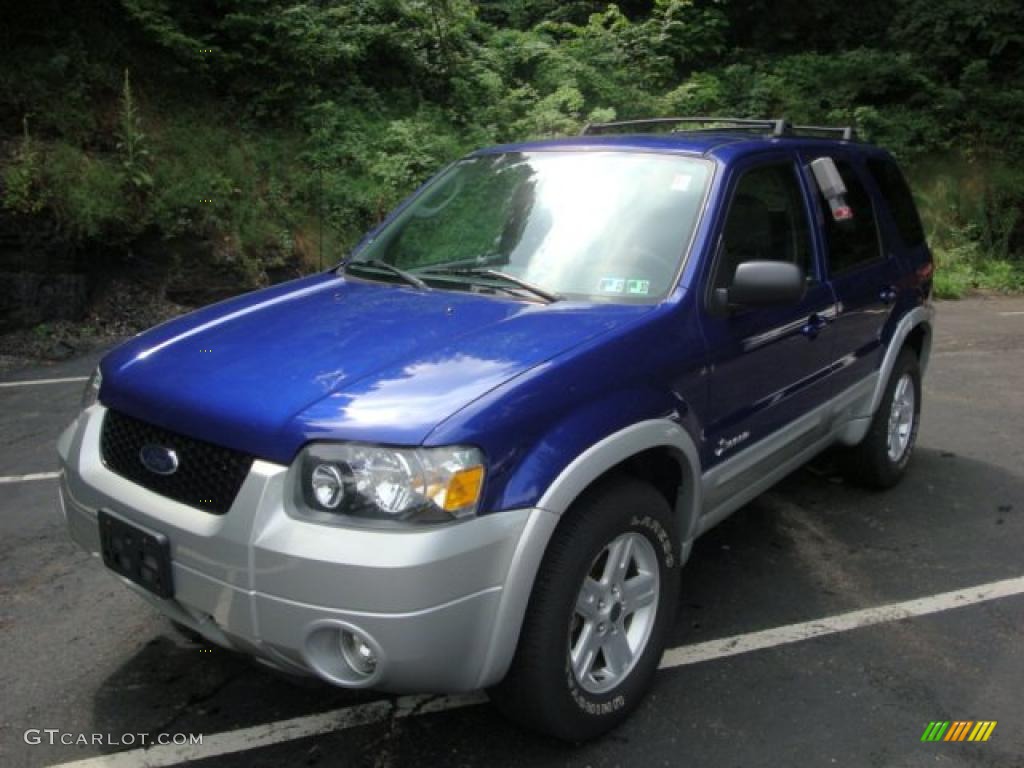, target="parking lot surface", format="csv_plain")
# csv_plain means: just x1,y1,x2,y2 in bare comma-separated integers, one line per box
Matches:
1,297,1022,767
